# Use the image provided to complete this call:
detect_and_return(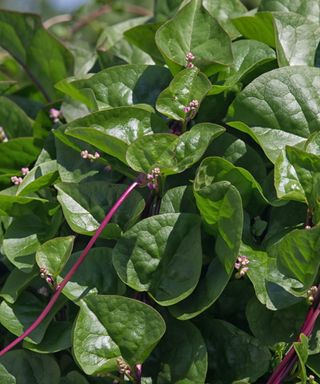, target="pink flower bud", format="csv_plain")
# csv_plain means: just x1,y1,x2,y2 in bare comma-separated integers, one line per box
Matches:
184,106,191,113
21,167,29,176
11,176,23,185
